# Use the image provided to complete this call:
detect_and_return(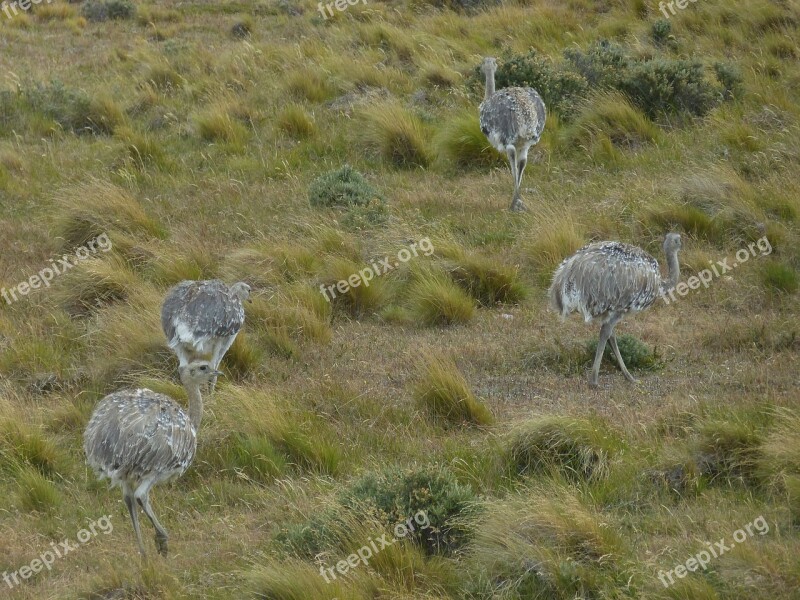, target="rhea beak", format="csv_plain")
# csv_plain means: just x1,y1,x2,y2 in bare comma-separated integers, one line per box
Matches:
212,370,224,377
